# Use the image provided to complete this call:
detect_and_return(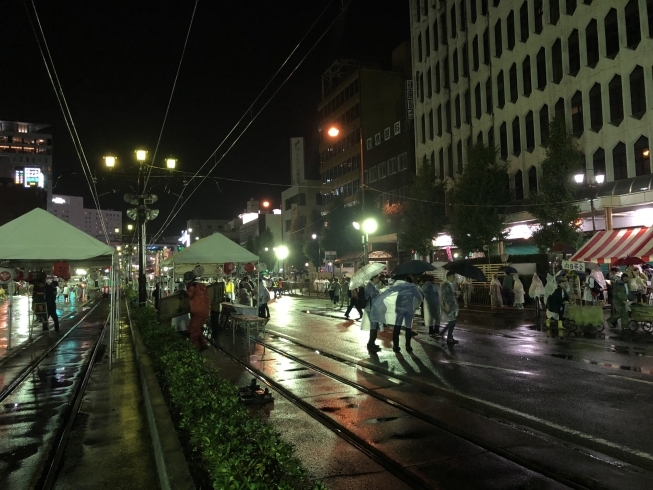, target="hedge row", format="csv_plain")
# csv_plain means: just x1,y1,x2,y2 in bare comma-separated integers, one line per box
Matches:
134,308,325,490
